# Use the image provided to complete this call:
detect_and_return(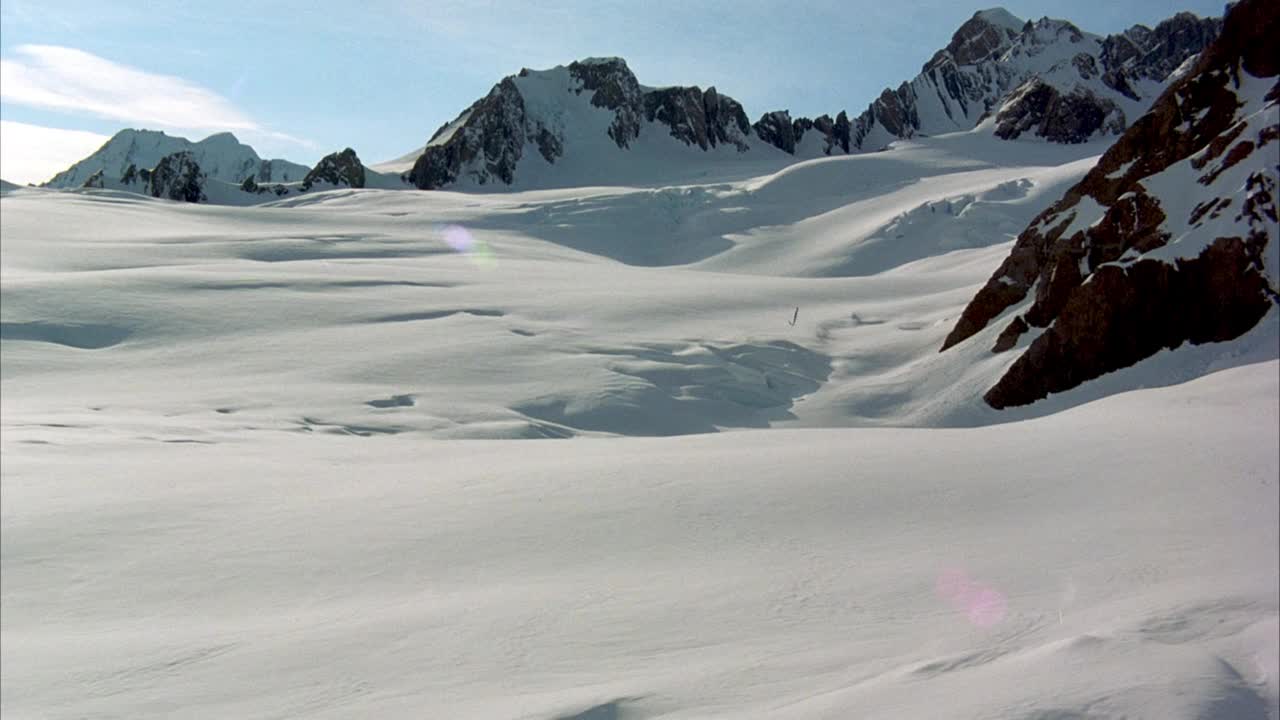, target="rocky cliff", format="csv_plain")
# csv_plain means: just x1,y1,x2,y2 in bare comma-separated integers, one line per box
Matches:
940,0,1278,409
